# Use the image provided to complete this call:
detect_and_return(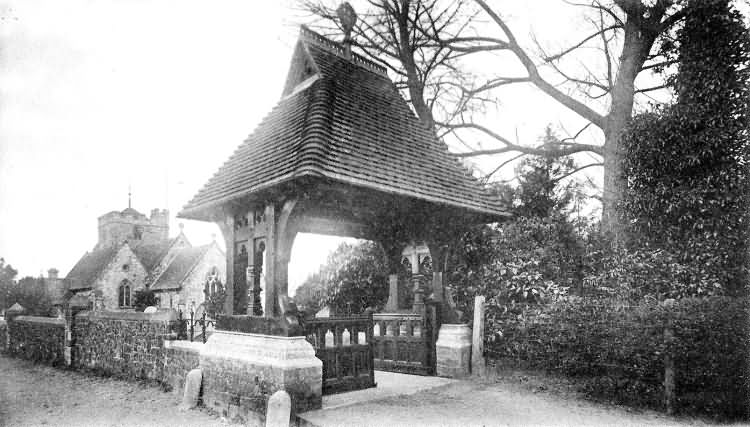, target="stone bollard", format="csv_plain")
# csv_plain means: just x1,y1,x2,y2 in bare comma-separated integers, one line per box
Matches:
179,368,203,410
265,390,291,427
436,323,472,378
